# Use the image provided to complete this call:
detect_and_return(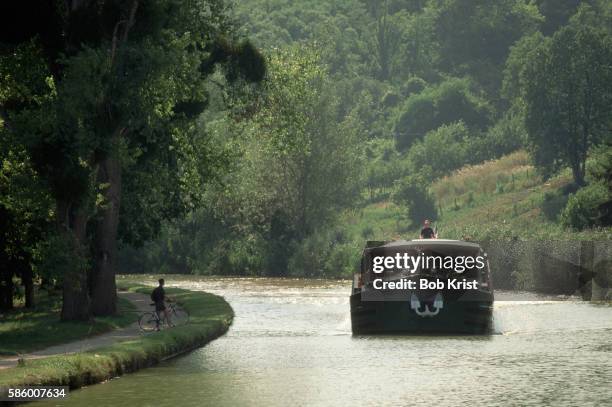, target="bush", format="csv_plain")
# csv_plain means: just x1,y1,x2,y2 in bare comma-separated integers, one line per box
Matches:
393,77,492,151
406,121,470,179
481,112,527,157
560,182,610,230
394,94,436,150
467,112,527,162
